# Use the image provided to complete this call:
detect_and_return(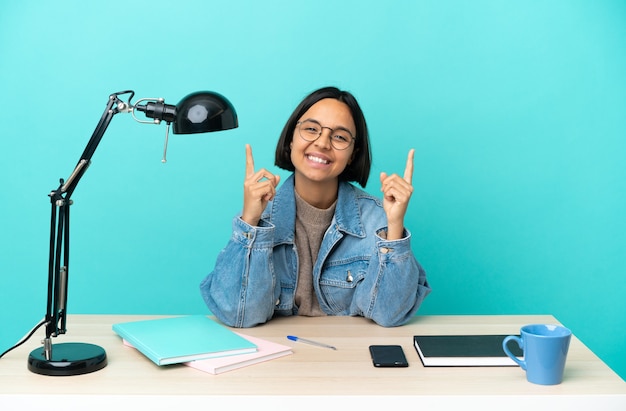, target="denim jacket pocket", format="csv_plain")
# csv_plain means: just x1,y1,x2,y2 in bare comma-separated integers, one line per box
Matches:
318,260,367,313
